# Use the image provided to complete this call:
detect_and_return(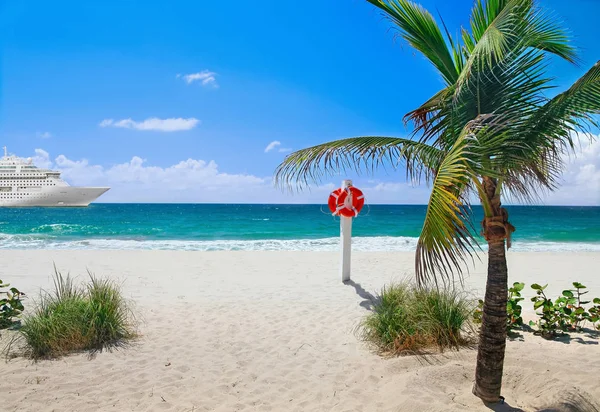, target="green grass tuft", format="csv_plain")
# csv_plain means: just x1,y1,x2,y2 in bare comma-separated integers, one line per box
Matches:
19,269,136,359
360,282,474,355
